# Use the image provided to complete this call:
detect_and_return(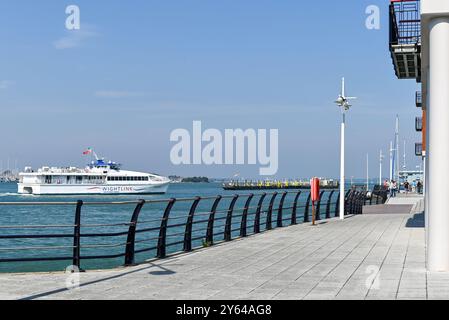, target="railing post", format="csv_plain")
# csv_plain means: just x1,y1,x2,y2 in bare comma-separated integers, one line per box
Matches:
350,192,357,215
254,193,267,234
266,192,278,230
277,192,288,228
325,190,335,219
355,192,360,215
335,191,340,218
304,193,311,223
291,191,302,225
355,192,360,214
360,193,365,214
315,191,325,221
347,191,354,215
124,200,146,266
359,193,364,214
157,198,176,259
72,200,83,270
224,195,239,241
206,196,222,245
344,190,352,216
240,194,254,238
183,197,201,252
